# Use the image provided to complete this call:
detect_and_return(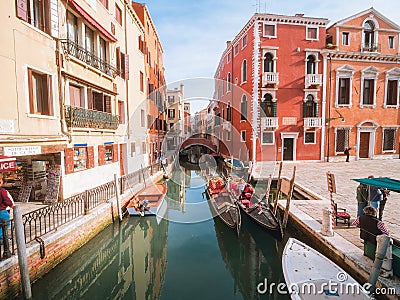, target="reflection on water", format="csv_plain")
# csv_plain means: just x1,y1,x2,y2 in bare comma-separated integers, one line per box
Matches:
29,168,289,300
